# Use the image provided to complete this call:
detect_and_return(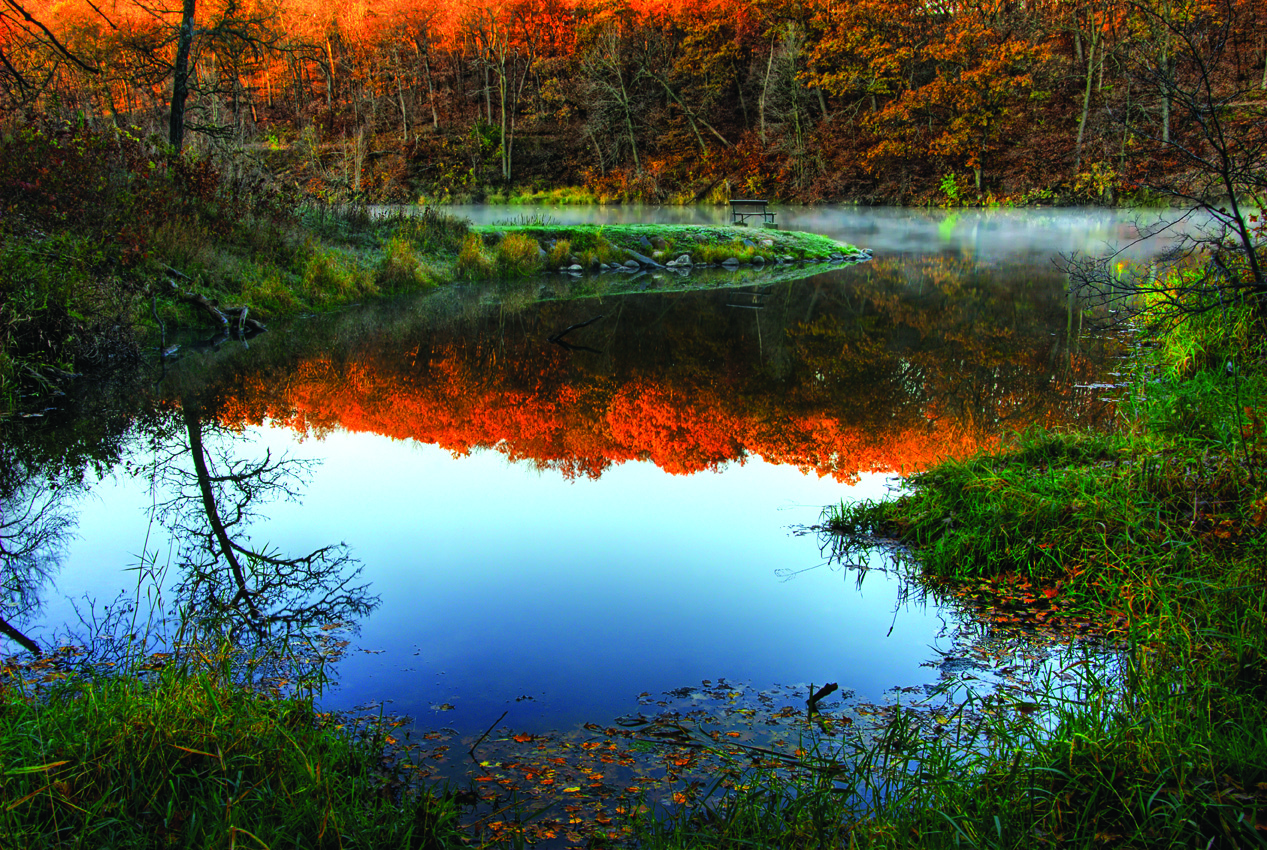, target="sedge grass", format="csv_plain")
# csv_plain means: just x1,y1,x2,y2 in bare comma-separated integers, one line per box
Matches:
0,646,464,850
801,346,1267,848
